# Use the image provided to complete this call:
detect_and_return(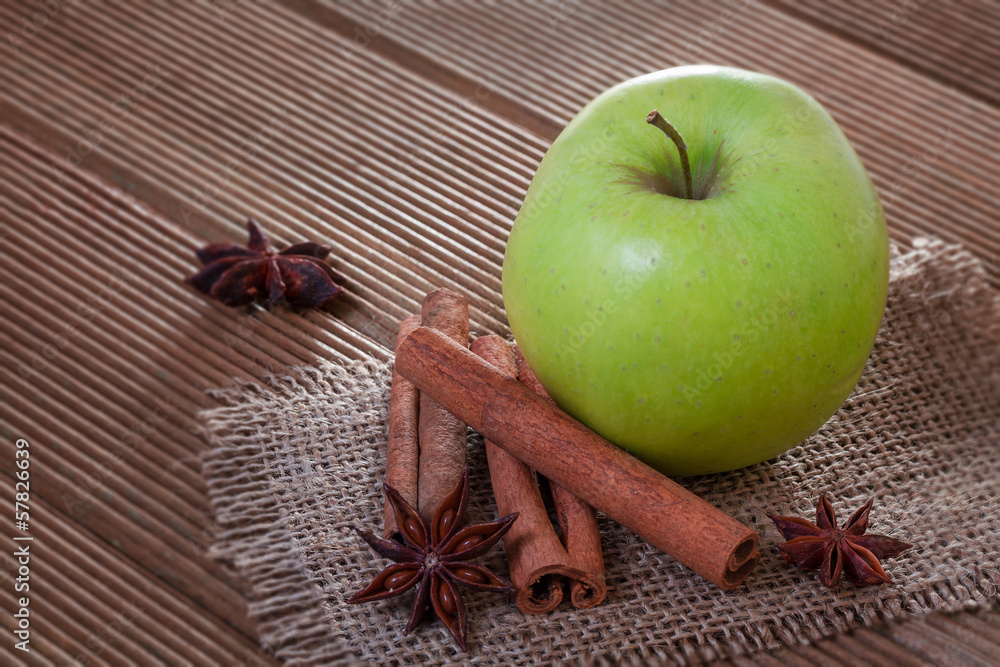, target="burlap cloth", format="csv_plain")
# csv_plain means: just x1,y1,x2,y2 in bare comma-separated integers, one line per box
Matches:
200,238,999,665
